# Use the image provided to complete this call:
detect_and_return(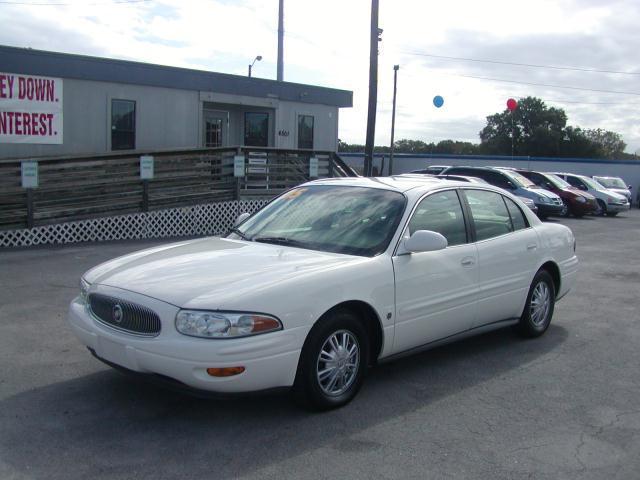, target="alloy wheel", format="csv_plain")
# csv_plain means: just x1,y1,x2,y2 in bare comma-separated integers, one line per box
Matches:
530,281,551,327
316,330,360,396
